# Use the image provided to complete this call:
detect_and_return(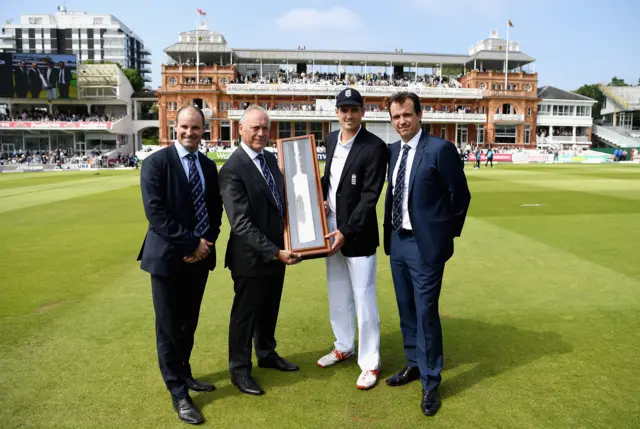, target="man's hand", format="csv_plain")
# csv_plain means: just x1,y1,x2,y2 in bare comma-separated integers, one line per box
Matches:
183,238,213,263
325,229,345,257
323,200,329,215
277,250,302,265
